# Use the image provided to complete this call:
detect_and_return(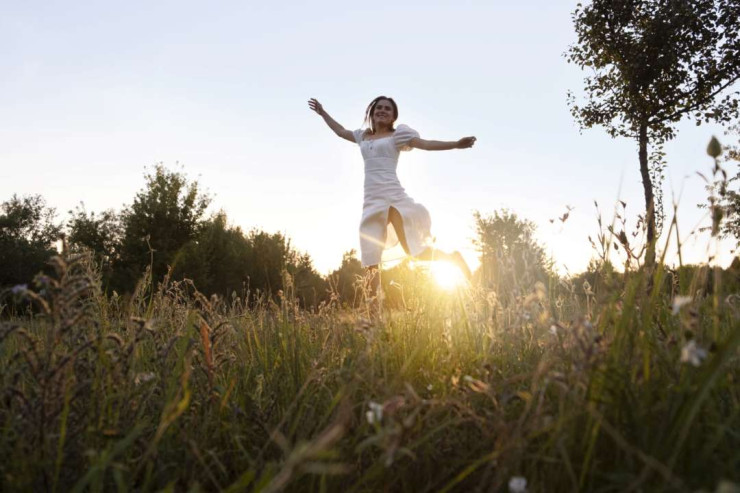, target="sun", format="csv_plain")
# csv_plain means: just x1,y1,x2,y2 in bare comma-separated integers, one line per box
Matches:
430,261,466,290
